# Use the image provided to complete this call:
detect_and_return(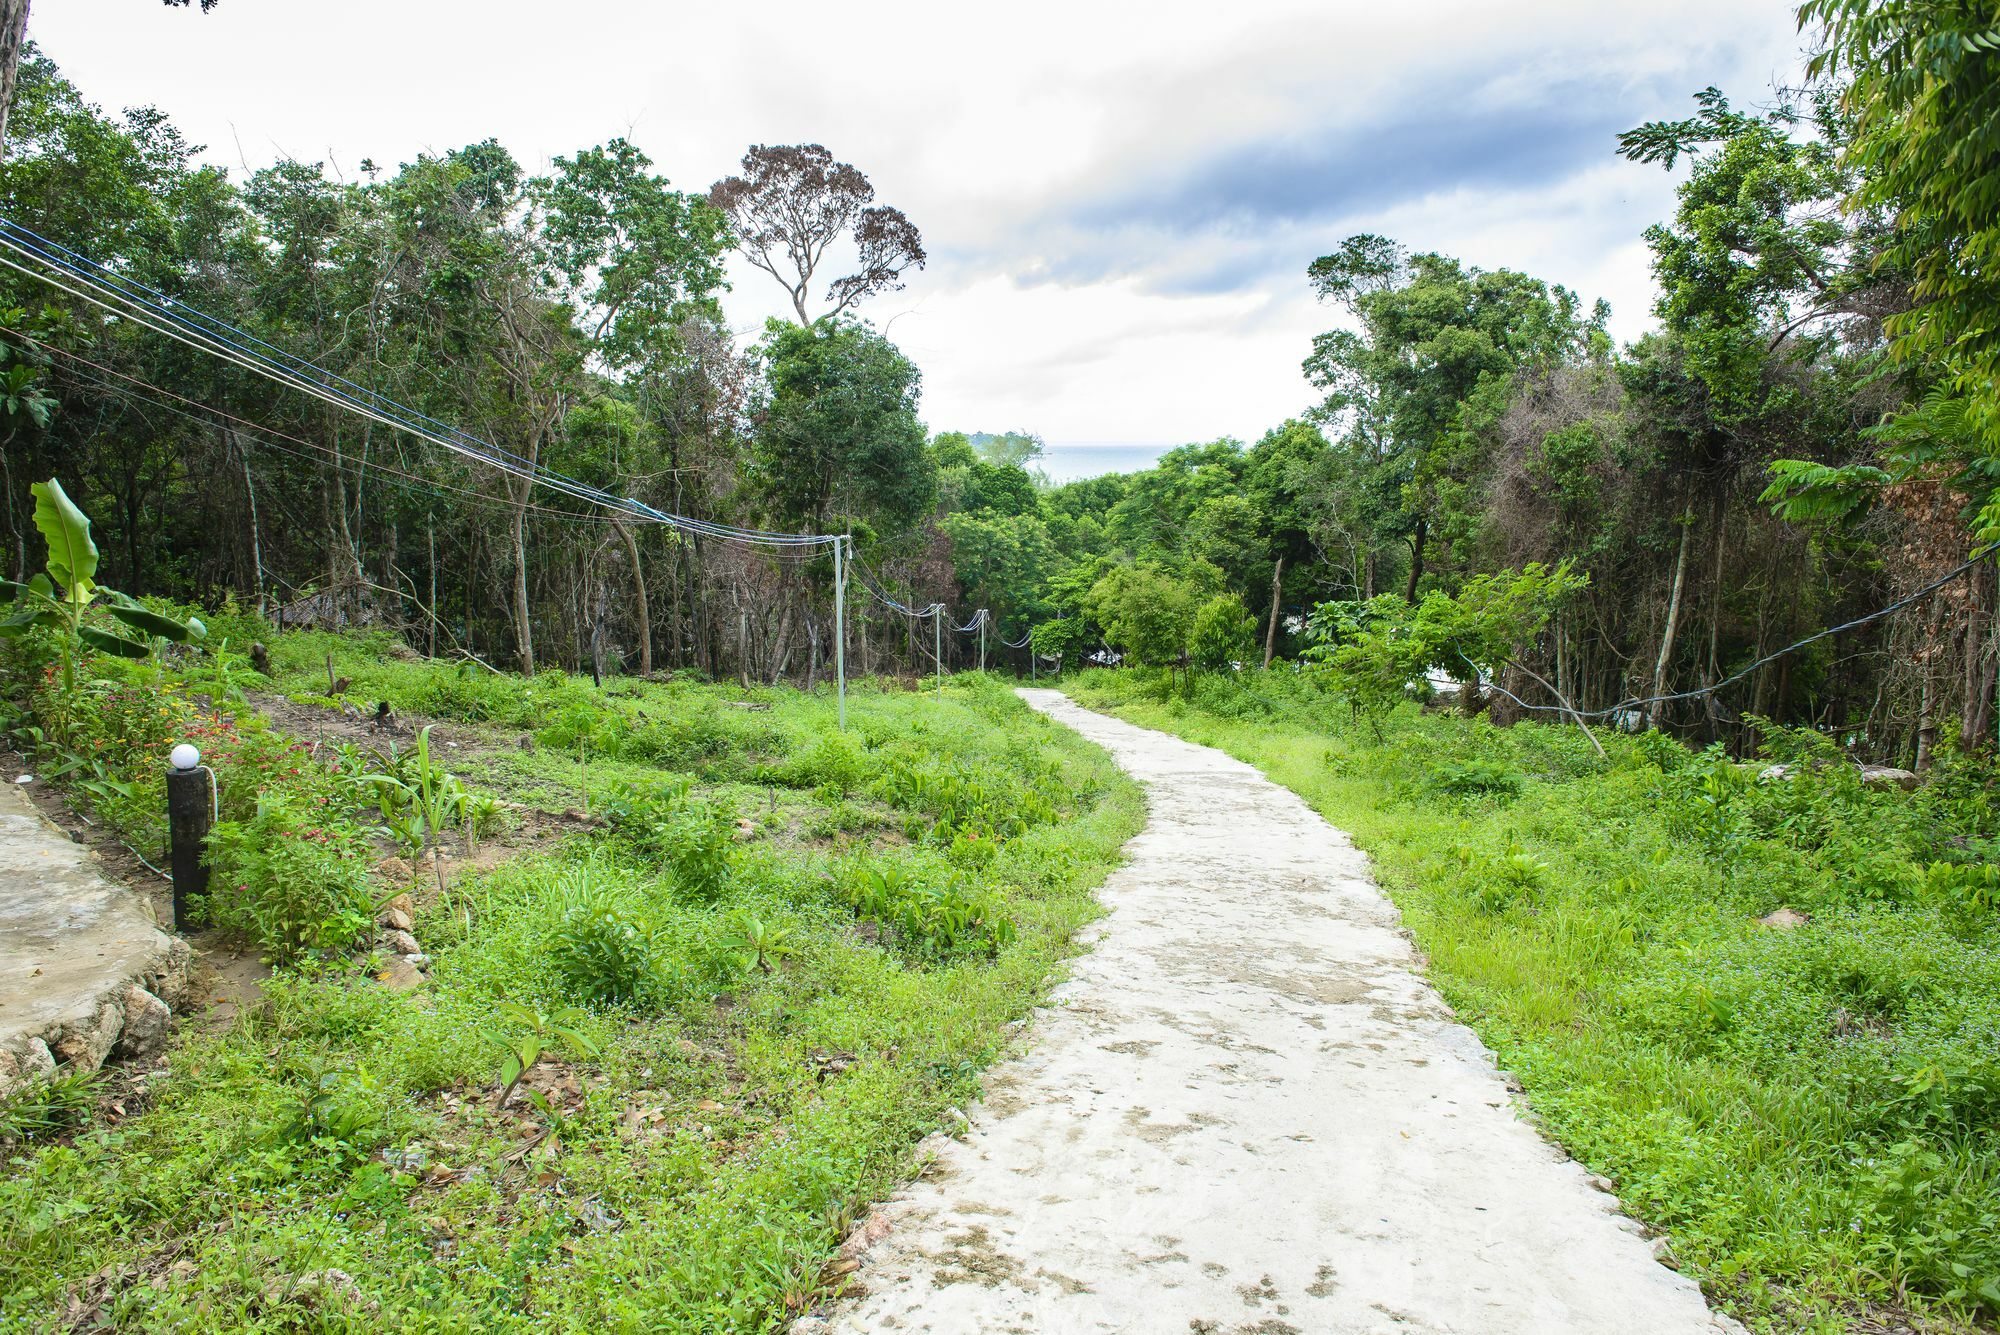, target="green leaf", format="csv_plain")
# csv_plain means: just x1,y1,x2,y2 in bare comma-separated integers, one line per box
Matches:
77,627,150,658
0,608,57,632
29,478,97,594
105,602,203,642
